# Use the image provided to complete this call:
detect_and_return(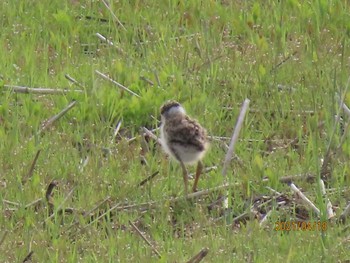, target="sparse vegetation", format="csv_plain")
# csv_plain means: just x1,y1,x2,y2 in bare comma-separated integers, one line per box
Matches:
1,1,350,262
